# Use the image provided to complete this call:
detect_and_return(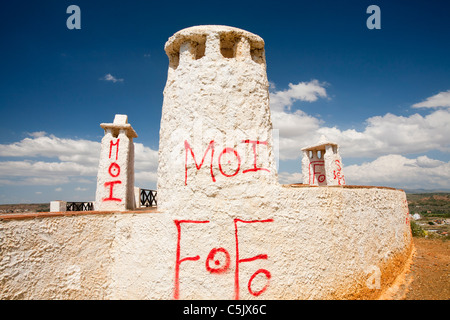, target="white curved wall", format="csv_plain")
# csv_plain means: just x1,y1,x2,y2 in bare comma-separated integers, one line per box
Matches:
0,186,412,300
